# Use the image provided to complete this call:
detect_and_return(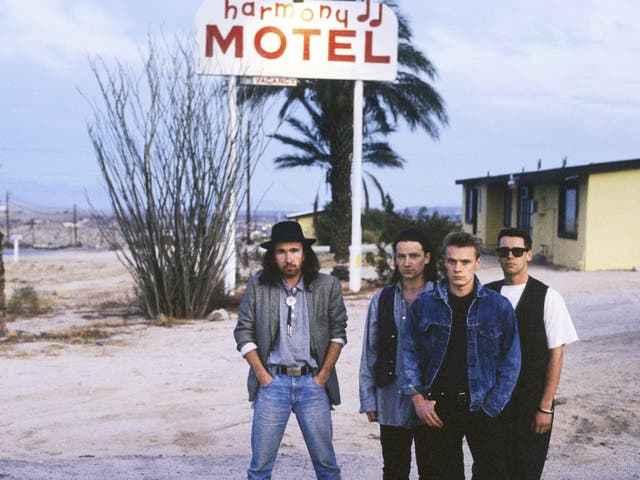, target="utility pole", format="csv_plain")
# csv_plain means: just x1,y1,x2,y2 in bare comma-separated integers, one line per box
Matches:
29,218,35,246
73,204,78,246
246,120,252,244
0,230,5,332
4,192,9,242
